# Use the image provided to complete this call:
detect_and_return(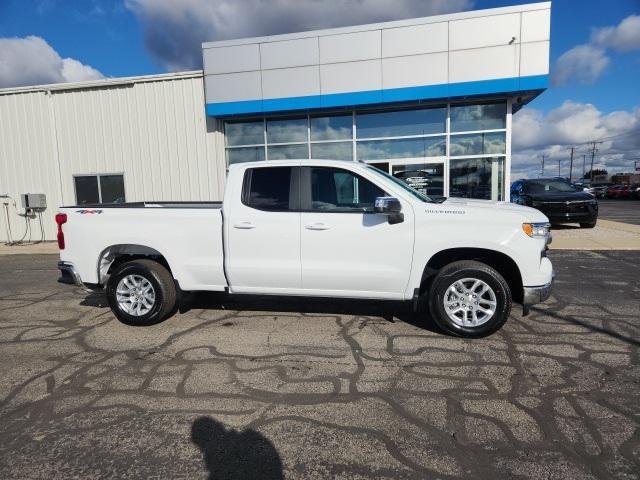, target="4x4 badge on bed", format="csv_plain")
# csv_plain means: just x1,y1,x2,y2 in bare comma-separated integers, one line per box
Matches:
76,209,103,214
